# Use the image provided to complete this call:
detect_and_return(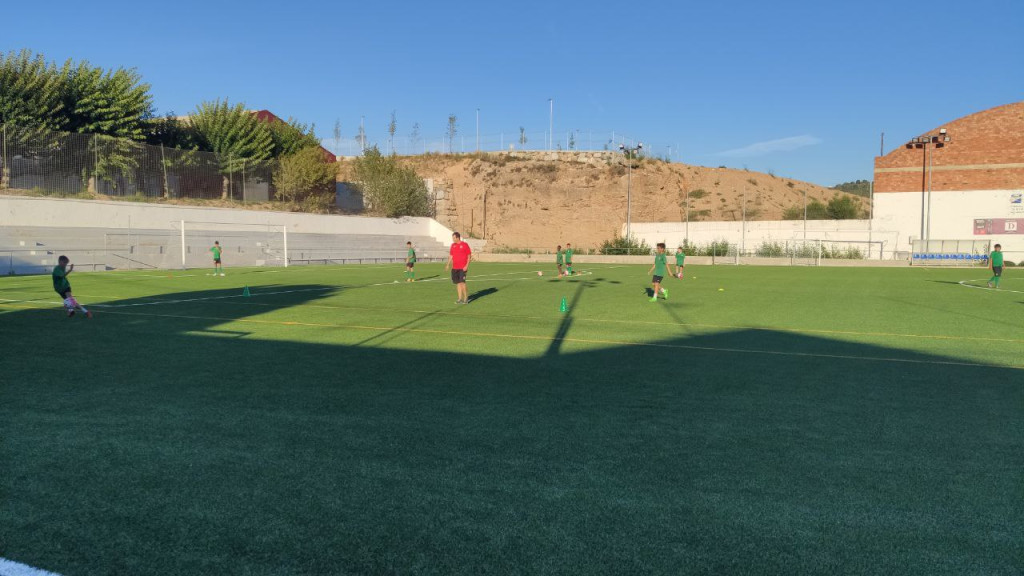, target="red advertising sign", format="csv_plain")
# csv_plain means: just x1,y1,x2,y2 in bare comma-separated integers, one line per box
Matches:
974,218,1024,235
